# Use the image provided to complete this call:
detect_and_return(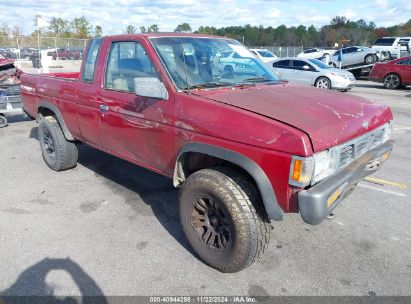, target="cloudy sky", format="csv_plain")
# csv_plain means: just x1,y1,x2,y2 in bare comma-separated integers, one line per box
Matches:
1,0,411,35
